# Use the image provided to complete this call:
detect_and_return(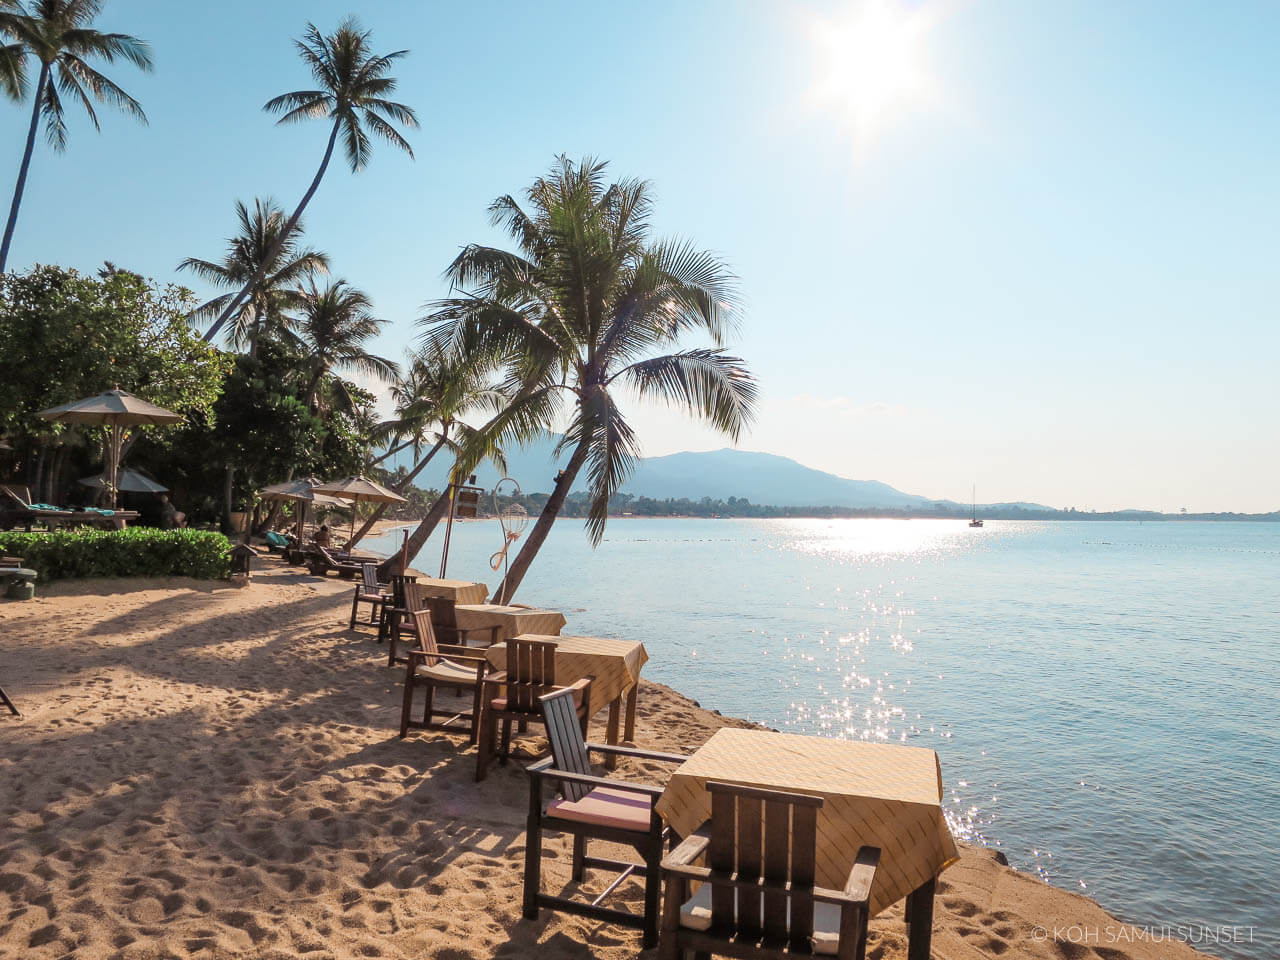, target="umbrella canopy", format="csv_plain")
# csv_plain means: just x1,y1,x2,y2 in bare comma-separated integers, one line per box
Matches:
259,477,347,506
79,469,168,494
39,388,182,426
38,388,183,508
310,476,406,504
311,476,407,546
